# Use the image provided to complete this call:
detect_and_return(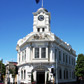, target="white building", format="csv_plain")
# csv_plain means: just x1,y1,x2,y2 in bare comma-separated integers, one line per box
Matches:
16,7,76,84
